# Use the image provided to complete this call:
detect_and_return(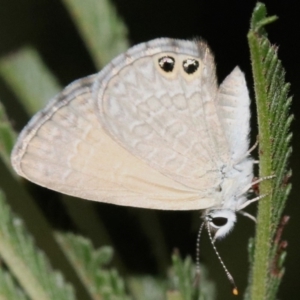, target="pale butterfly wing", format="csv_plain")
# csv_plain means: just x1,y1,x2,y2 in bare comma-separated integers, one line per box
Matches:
11,38,248,211
96,39,231,190
11,73,216,210
216,67,251,162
